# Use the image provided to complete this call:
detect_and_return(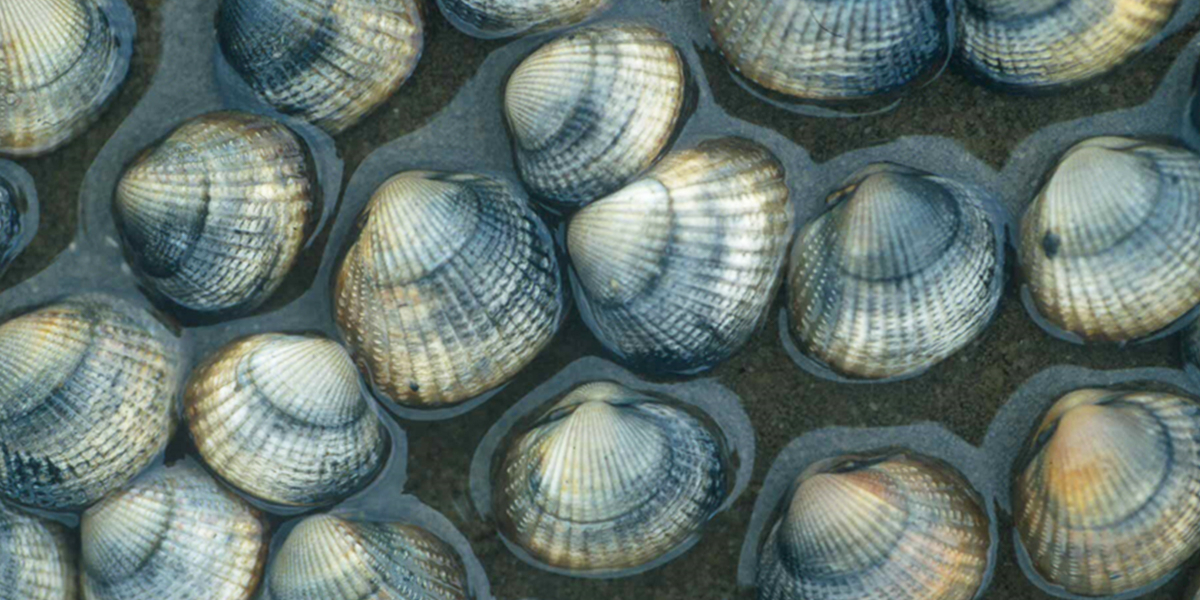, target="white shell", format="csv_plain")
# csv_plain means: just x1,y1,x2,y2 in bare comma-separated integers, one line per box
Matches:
0,501,77,600
438,0,611,37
